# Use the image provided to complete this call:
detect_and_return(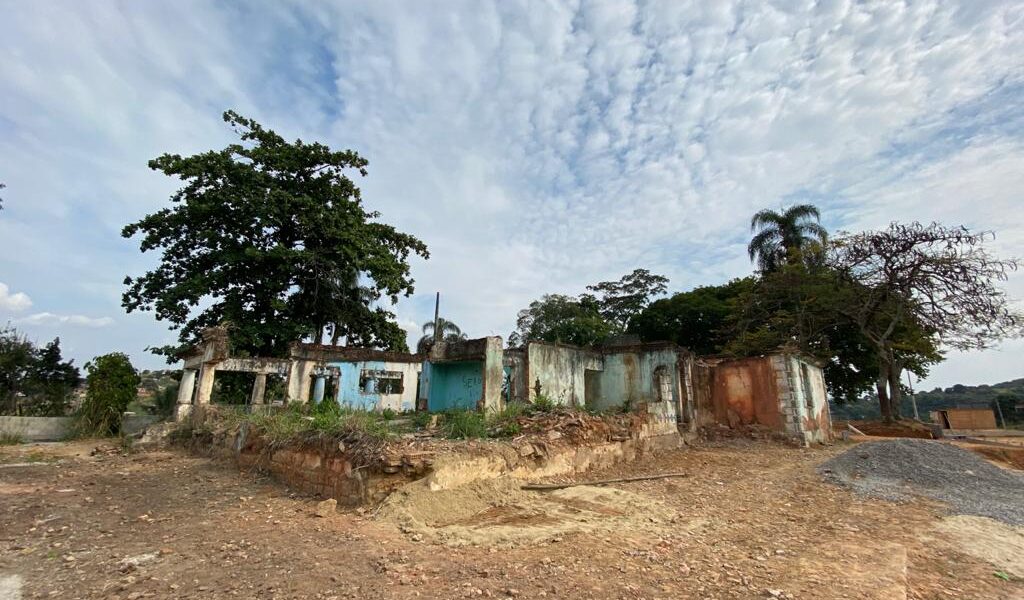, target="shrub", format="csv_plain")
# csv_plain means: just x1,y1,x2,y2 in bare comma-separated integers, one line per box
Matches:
531,393,558,413
488,403,526,437
74,353,140,437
